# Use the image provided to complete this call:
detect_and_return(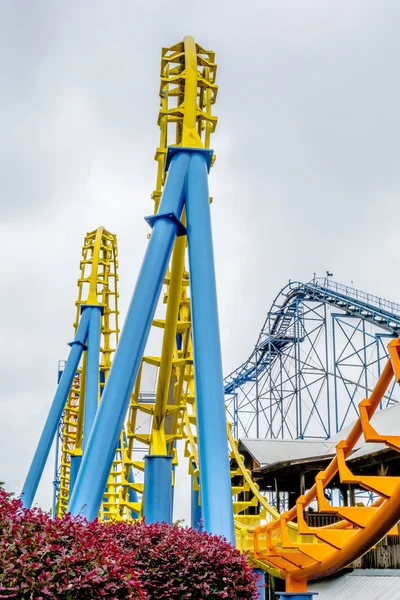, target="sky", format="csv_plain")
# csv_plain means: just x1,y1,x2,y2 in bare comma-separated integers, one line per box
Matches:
2,0,400,520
